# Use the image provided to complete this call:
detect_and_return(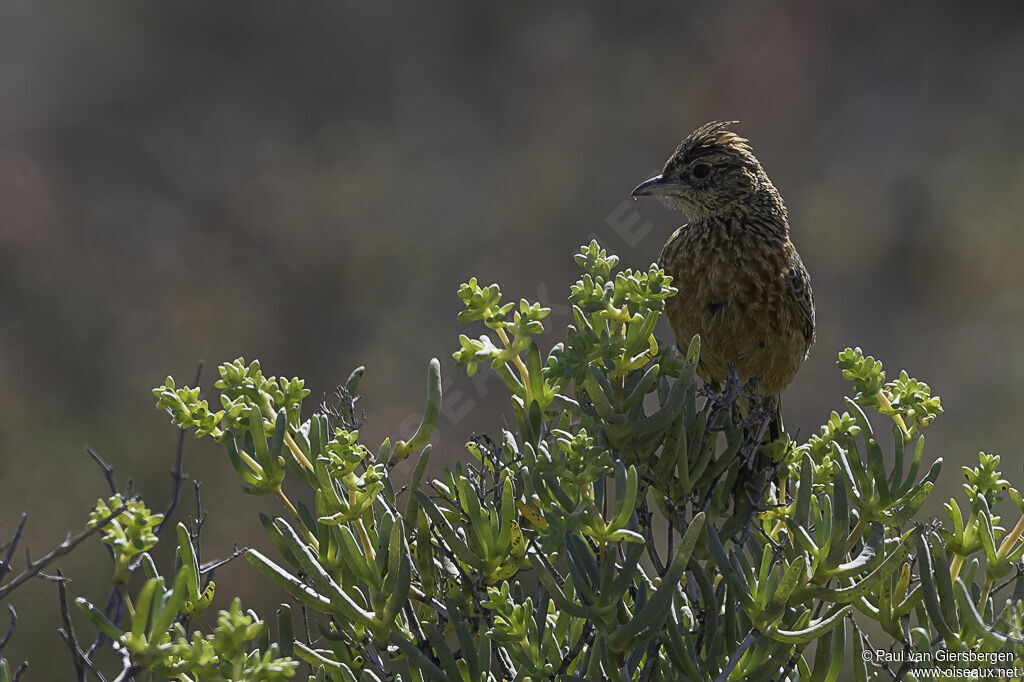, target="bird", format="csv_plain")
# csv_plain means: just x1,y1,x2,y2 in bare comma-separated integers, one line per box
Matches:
631,121,814,438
